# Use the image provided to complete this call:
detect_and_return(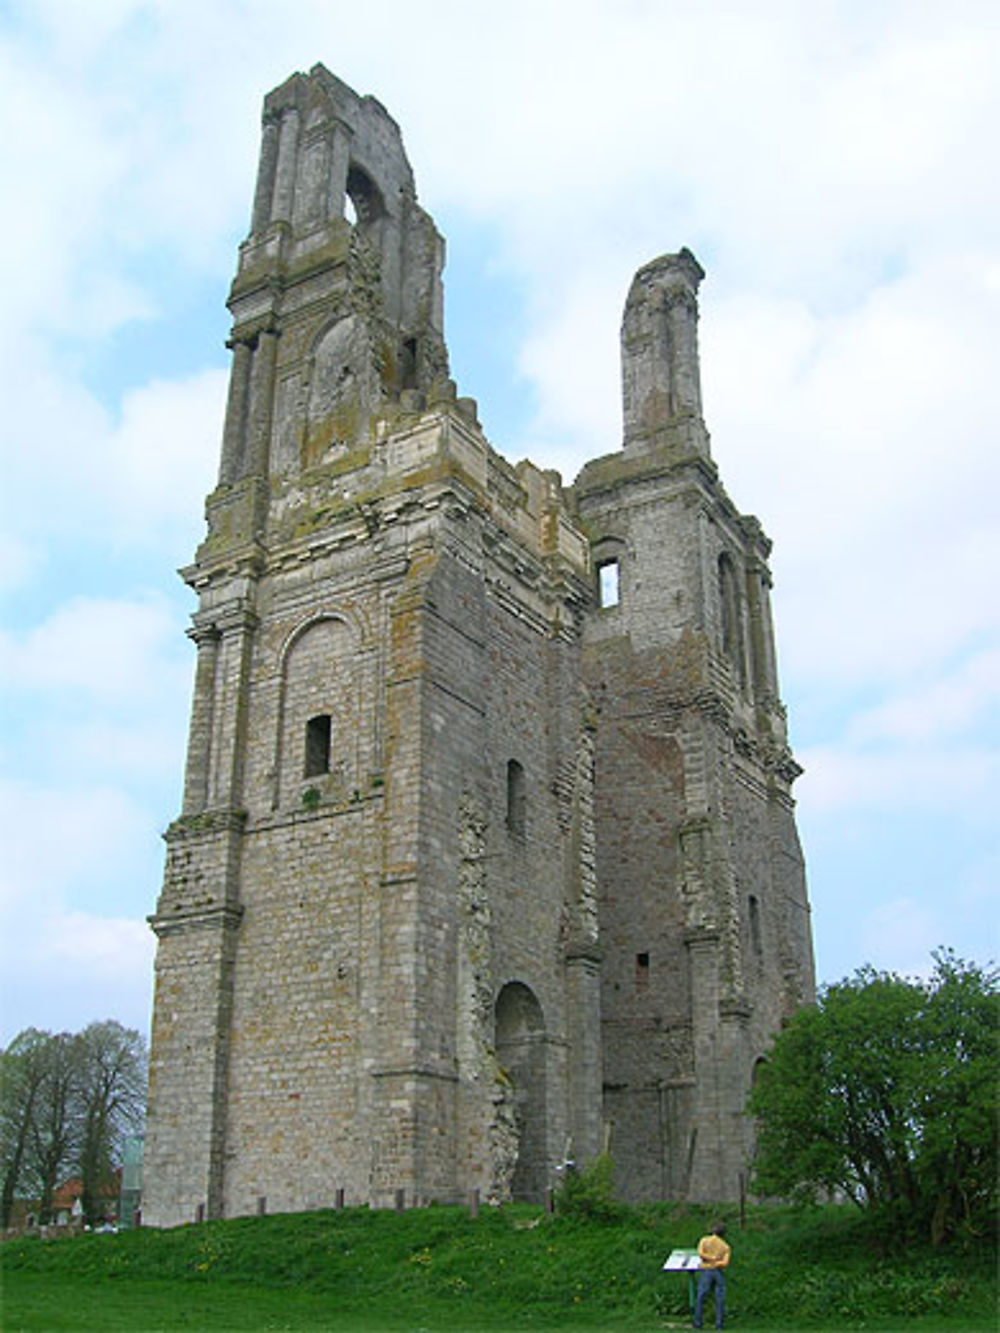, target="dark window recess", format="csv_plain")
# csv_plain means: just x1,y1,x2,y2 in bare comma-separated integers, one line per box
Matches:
400,337,418,391
749,894,763,958
636,952,650,990
304,715,332,778
345,164,384,226
506,759,526,838
719,551,746,686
